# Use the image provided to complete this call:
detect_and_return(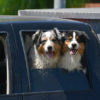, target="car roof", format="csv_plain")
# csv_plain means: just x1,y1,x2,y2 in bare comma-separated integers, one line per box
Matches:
0,15,66,22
